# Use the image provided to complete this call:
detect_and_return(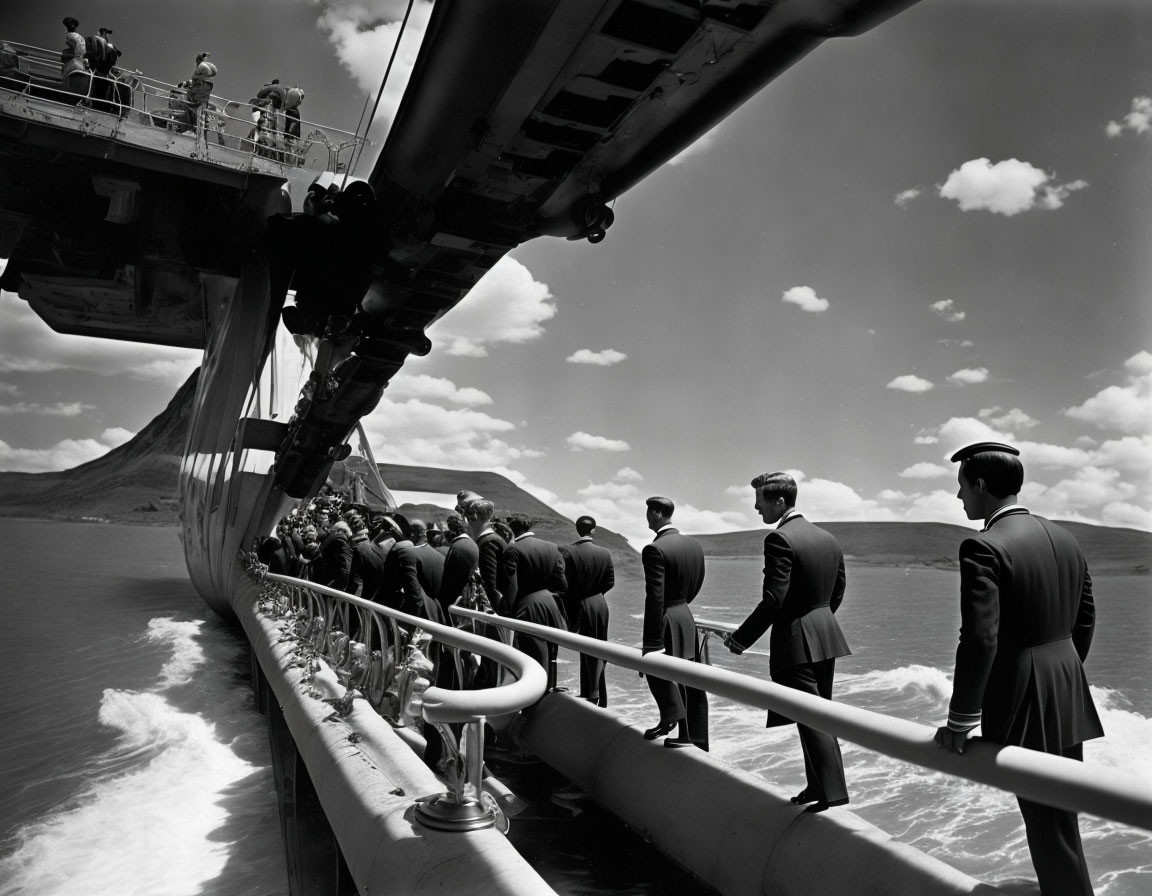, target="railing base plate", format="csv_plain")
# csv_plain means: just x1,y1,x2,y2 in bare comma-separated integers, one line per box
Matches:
415,795,497,832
